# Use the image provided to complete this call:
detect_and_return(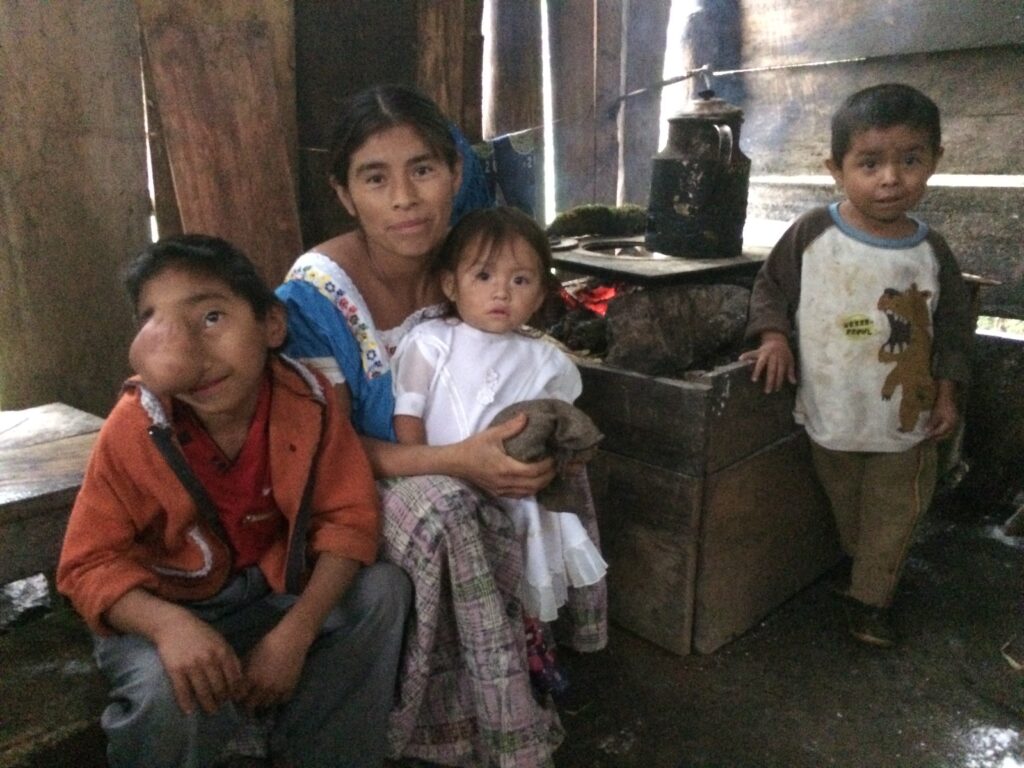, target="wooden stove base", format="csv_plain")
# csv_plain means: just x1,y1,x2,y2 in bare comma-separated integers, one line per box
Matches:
588,429,839,656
